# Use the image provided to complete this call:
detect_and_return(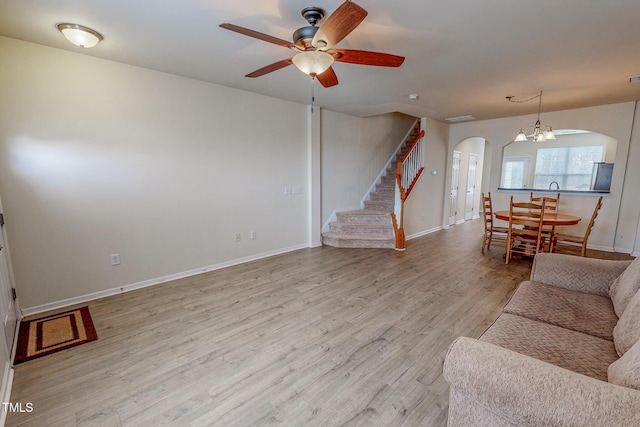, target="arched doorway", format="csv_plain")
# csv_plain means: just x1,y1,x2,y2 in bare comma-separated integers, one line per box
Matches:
449,137,488,225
